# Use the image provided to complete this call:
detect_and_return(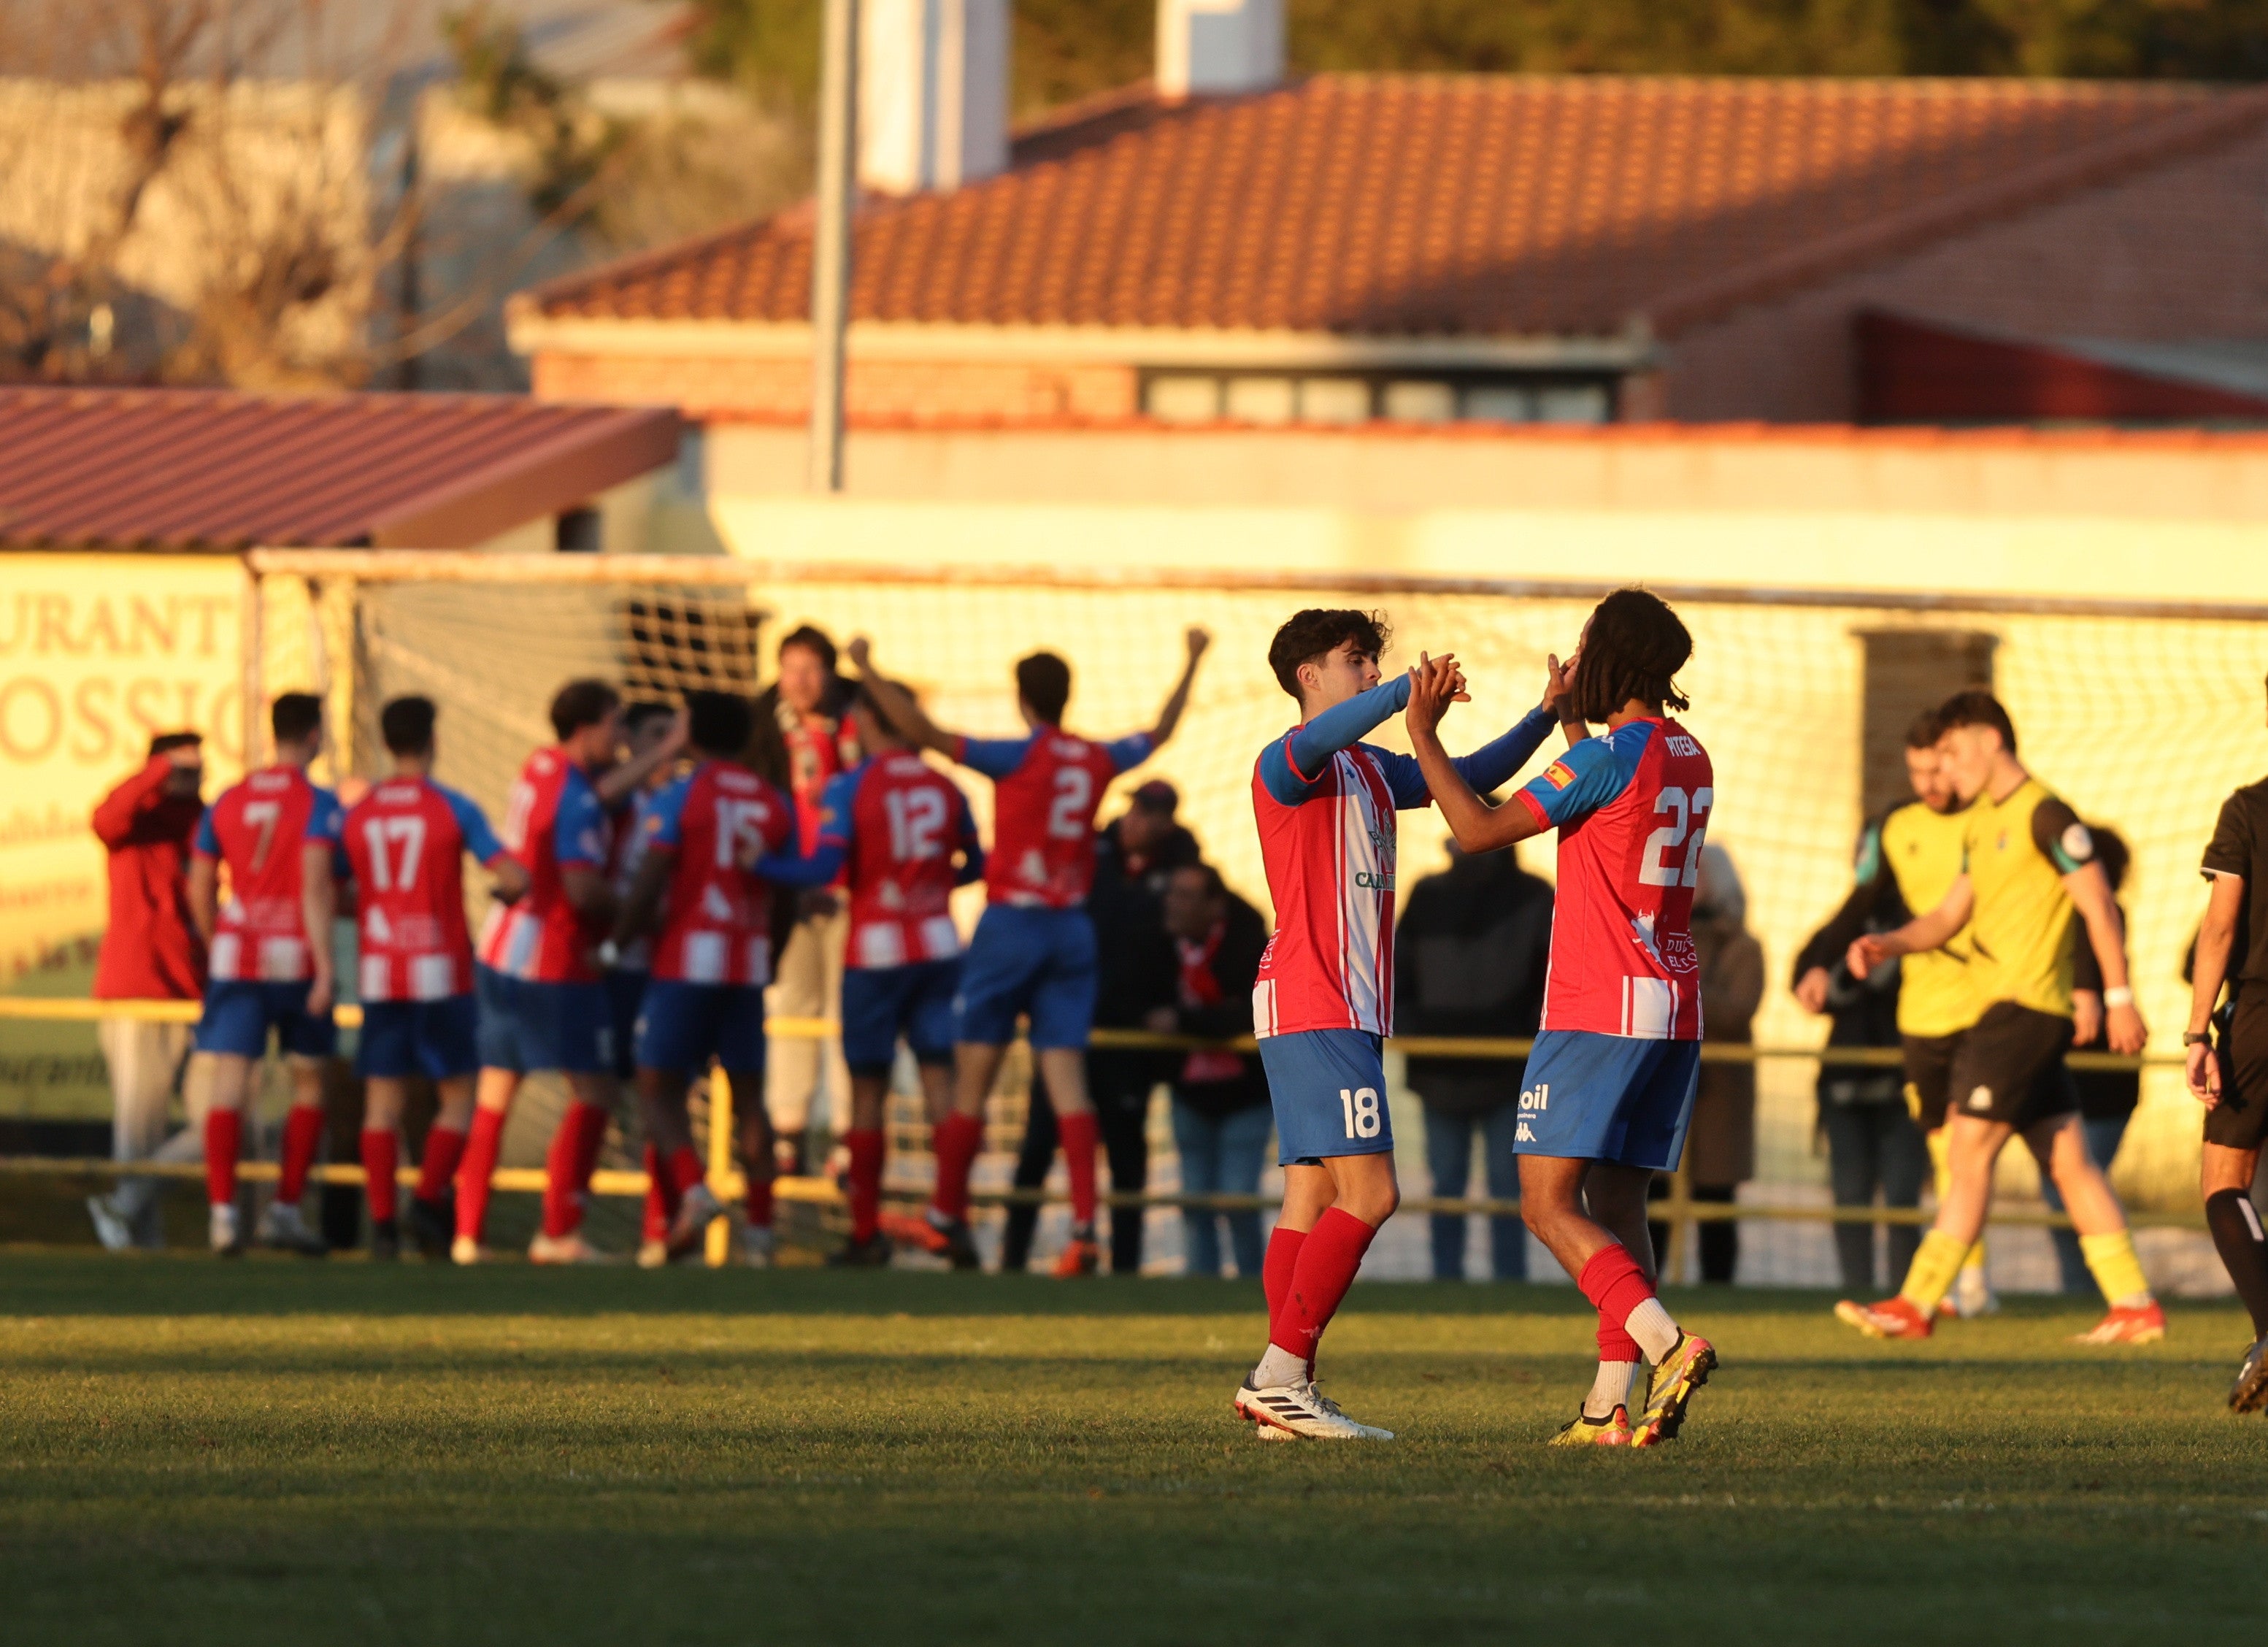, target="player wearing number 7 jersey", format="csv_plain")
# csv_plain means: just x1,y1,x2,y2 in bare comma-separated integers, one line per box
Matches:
852,630,1208,1273
1406,589,1718,1450
307,698,528,1259
1234,610,1561,1442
